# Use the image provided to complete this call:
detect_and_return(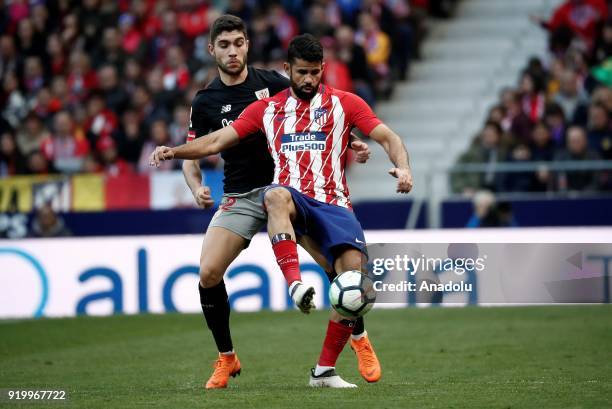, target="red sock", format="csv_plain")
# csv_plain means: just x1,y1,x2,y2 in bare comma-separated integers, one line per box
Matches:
272,239,301,285
318,320,354,367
